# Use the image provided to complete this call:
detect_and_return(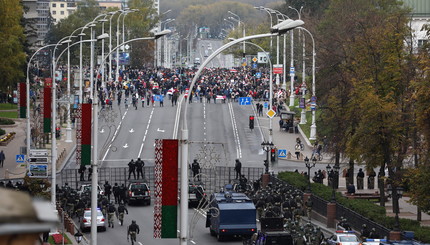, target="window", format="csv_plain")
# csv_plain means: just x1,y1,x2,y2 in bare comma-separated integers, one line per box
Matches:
52,11,56,15
60,11,64,15
60,4,64,8
52,3,56,8
418,39,428,48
